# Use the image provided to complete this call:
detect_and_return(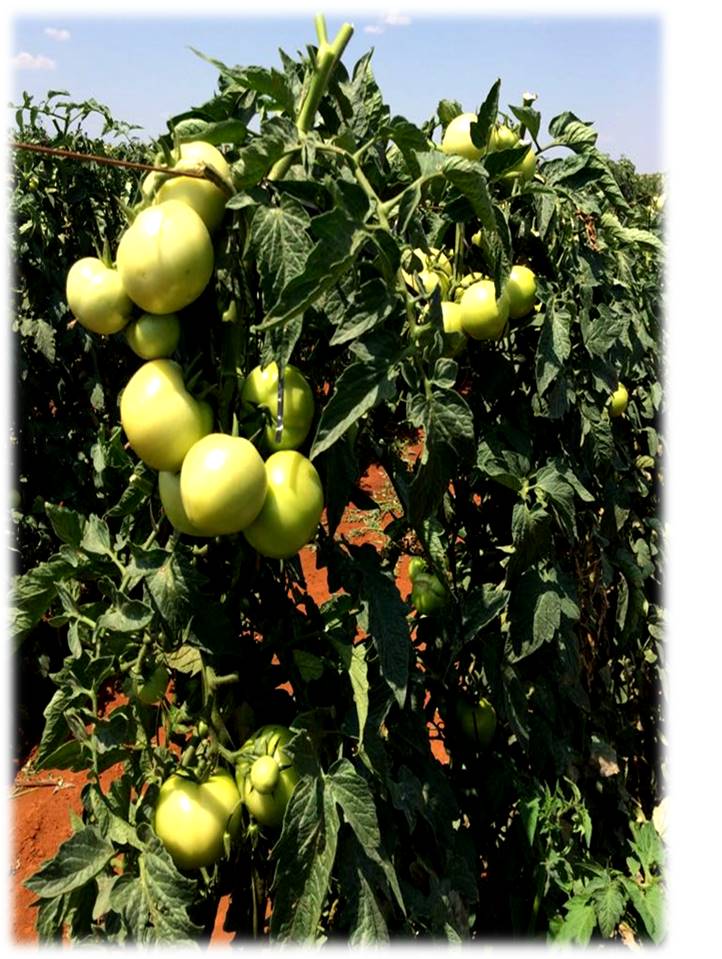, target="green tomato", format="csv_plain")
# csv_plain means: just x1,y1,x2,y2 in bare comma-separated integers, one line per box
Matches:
504,265,537,320
488,124,519,152
125,312,181,359
120,359,212,472
235,725,300,828
411,571,448,615
609,383,629,417
154,769,241,870
137,664,170,705
155,141,233,233
408,556,427,580
117,199,214,314
454,696,497,749
180,433,267,536
440,300,467,357
402,247,452,298
459,279,510,340
241,362,315,452
441,112,485,161
66,257,133,335
158,470,209,536
243,450,324,559
501,144,536,182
